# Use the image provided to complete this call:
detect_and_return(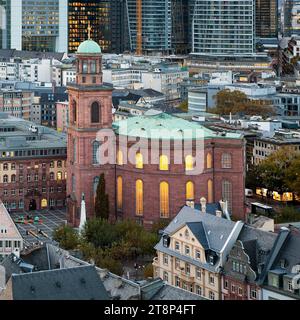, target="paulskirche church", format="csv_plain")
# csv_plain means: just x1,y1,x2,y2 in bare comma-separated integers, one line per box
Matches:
66,38,245,228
